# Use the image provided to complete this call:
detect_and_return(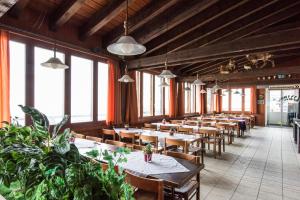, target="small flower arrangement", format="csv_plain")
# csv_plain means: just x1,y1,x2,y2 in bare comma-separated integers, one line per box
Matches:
143,144,153,162
169,127,177,136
